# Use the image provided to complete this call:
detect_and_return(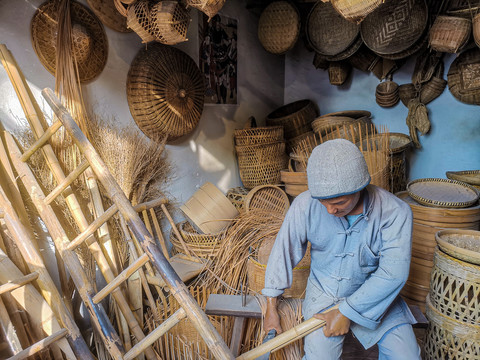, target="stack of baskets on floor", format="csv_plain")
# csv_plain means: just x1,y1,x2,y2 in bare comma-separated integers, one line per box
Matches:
398,179,480,312
234,126,288,189
424,229,480,359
